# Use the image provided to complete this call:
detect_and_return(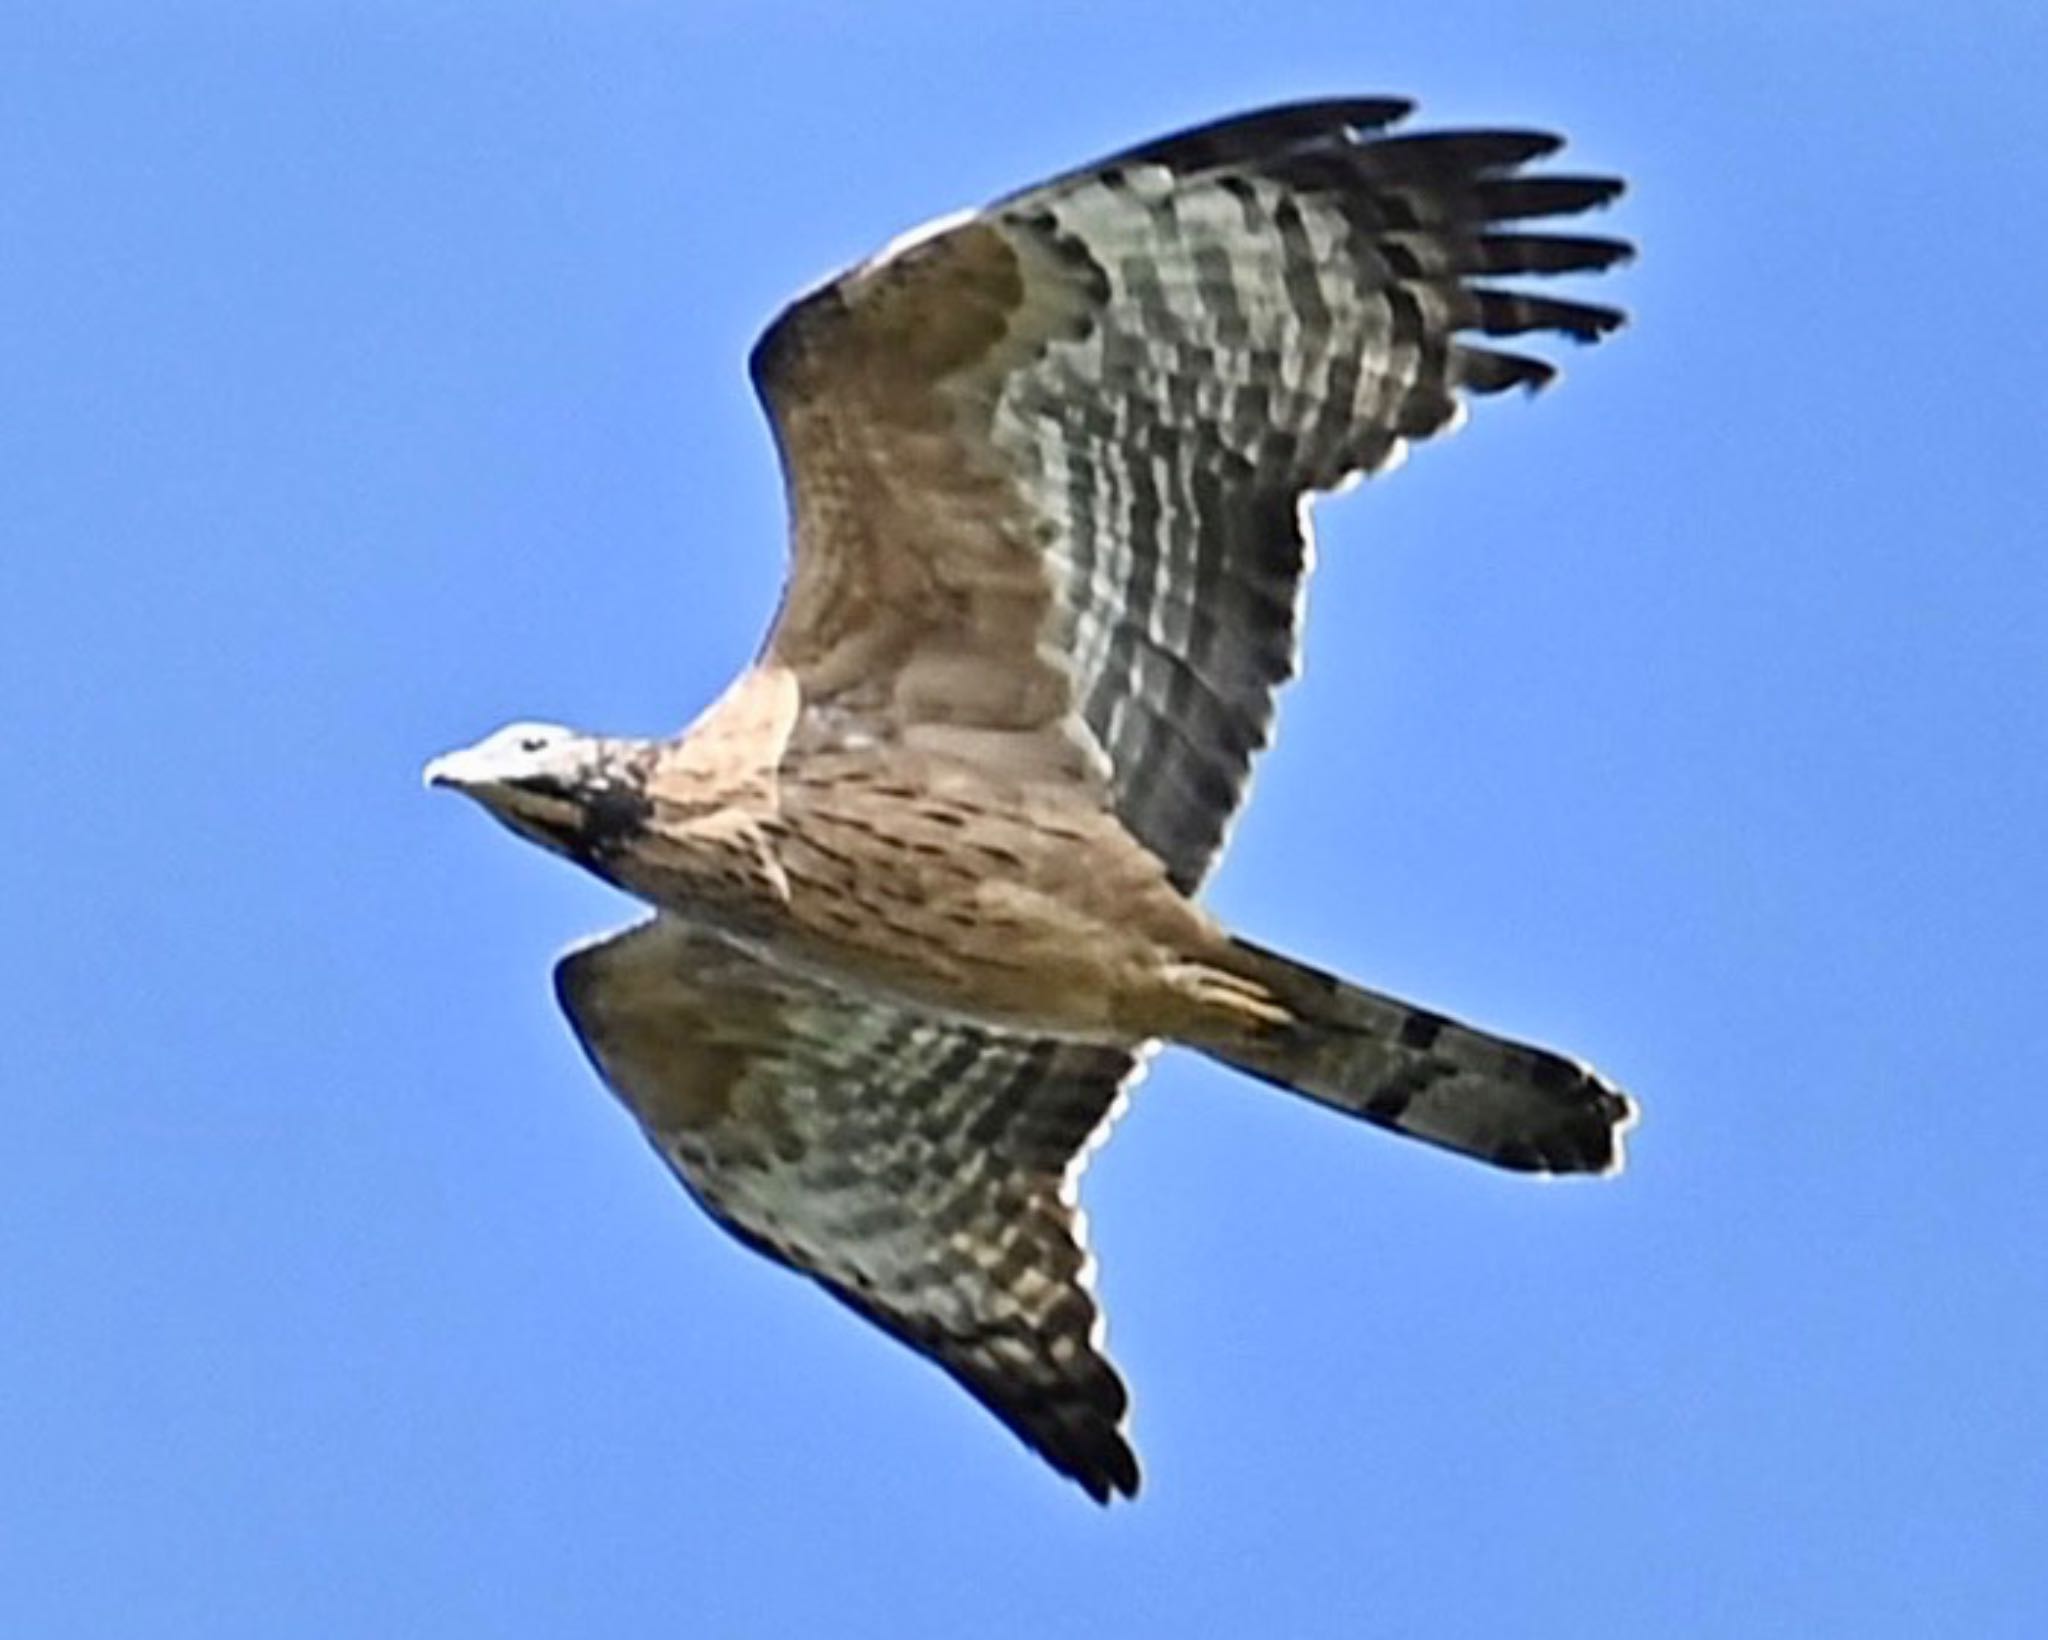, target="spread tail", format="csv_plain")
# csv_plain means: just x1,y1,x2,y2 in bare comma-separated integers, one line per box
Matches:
1184,939,1636,1175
